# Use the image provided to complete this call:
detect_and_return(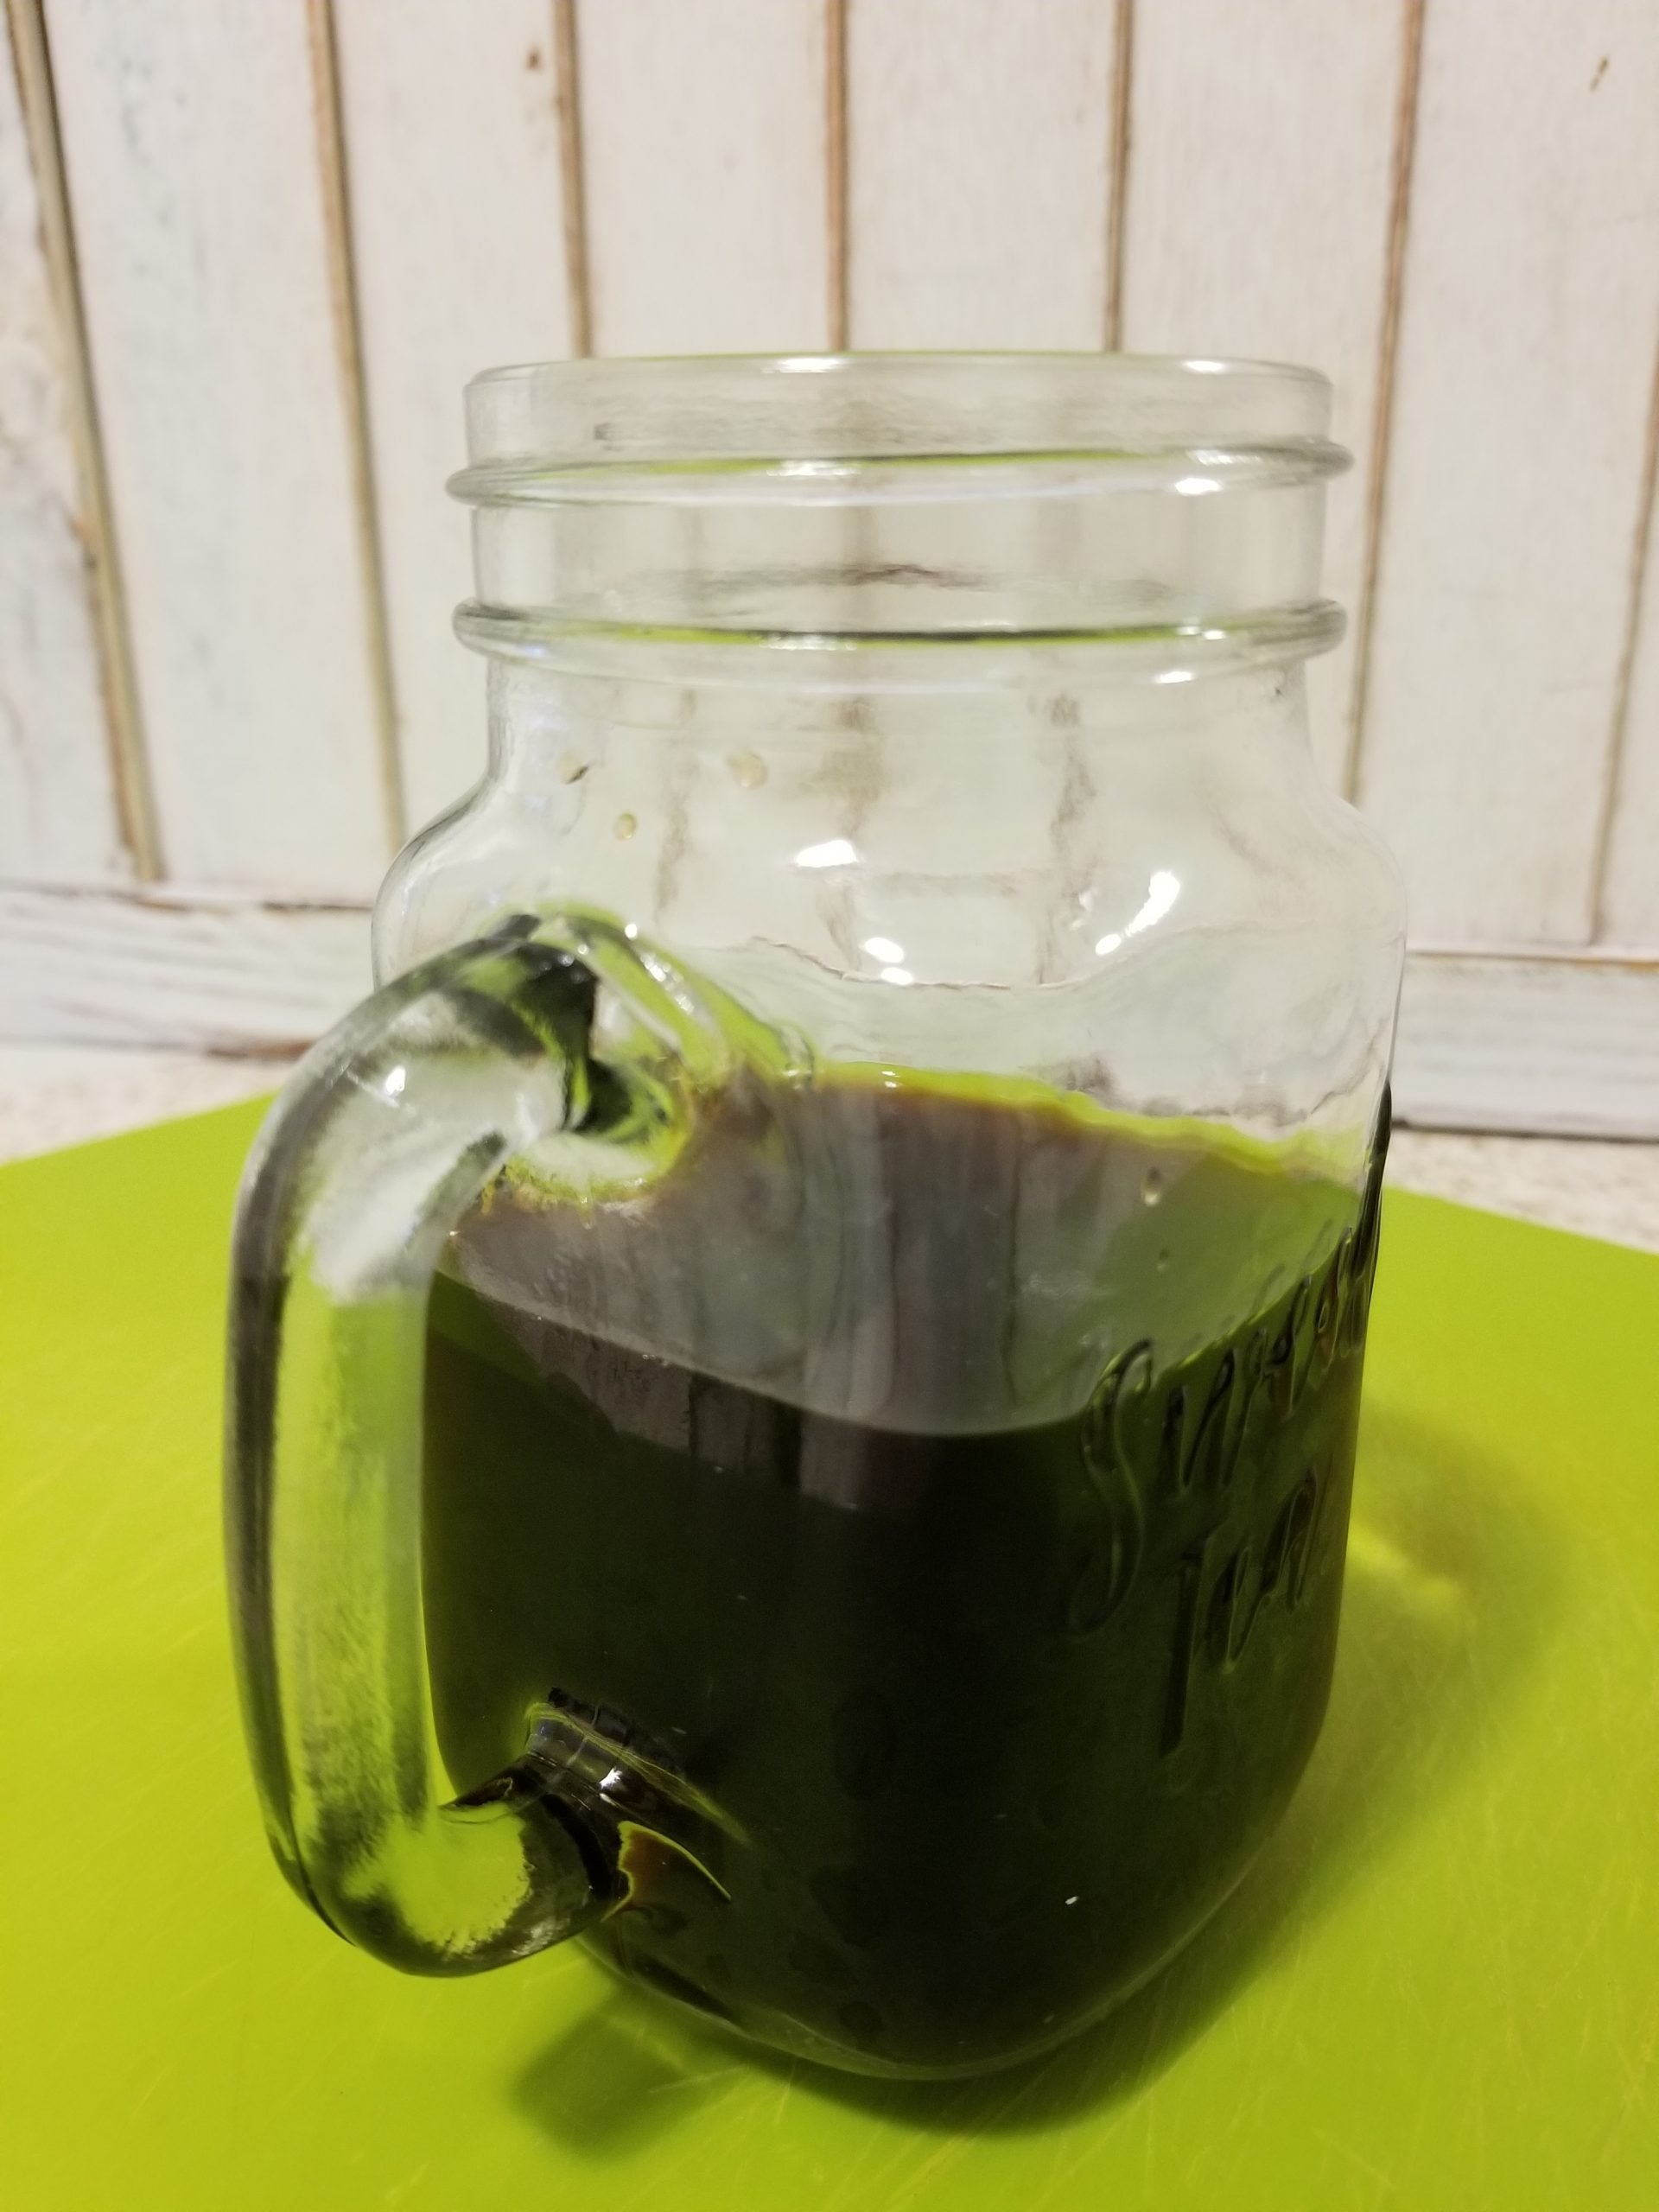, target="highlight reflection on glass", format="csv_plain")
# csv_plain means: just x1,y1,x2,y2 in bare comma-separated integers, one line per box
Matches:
795,837,858,870
1096,869,1180,958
